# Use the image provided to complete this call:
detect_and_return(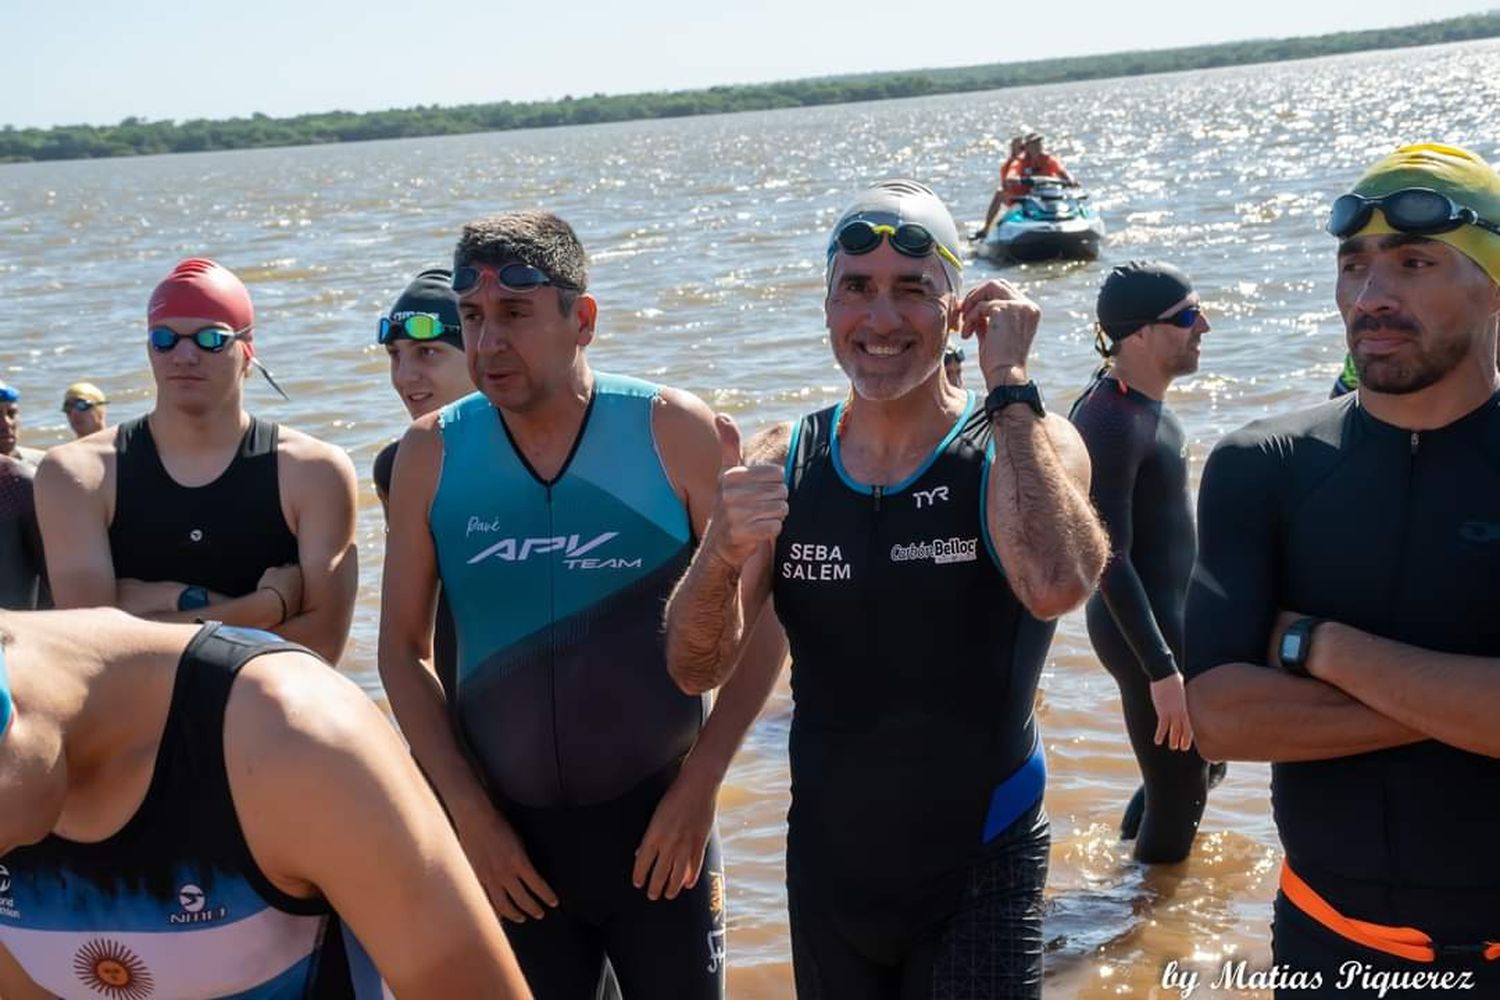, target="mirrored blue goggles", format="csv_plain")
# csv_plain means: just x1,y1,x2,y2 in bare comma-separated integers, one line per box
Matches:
1327,187,1500,239
1157,304,1204,329
451,262,580,296
378,313,461,344
149,325,248,353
